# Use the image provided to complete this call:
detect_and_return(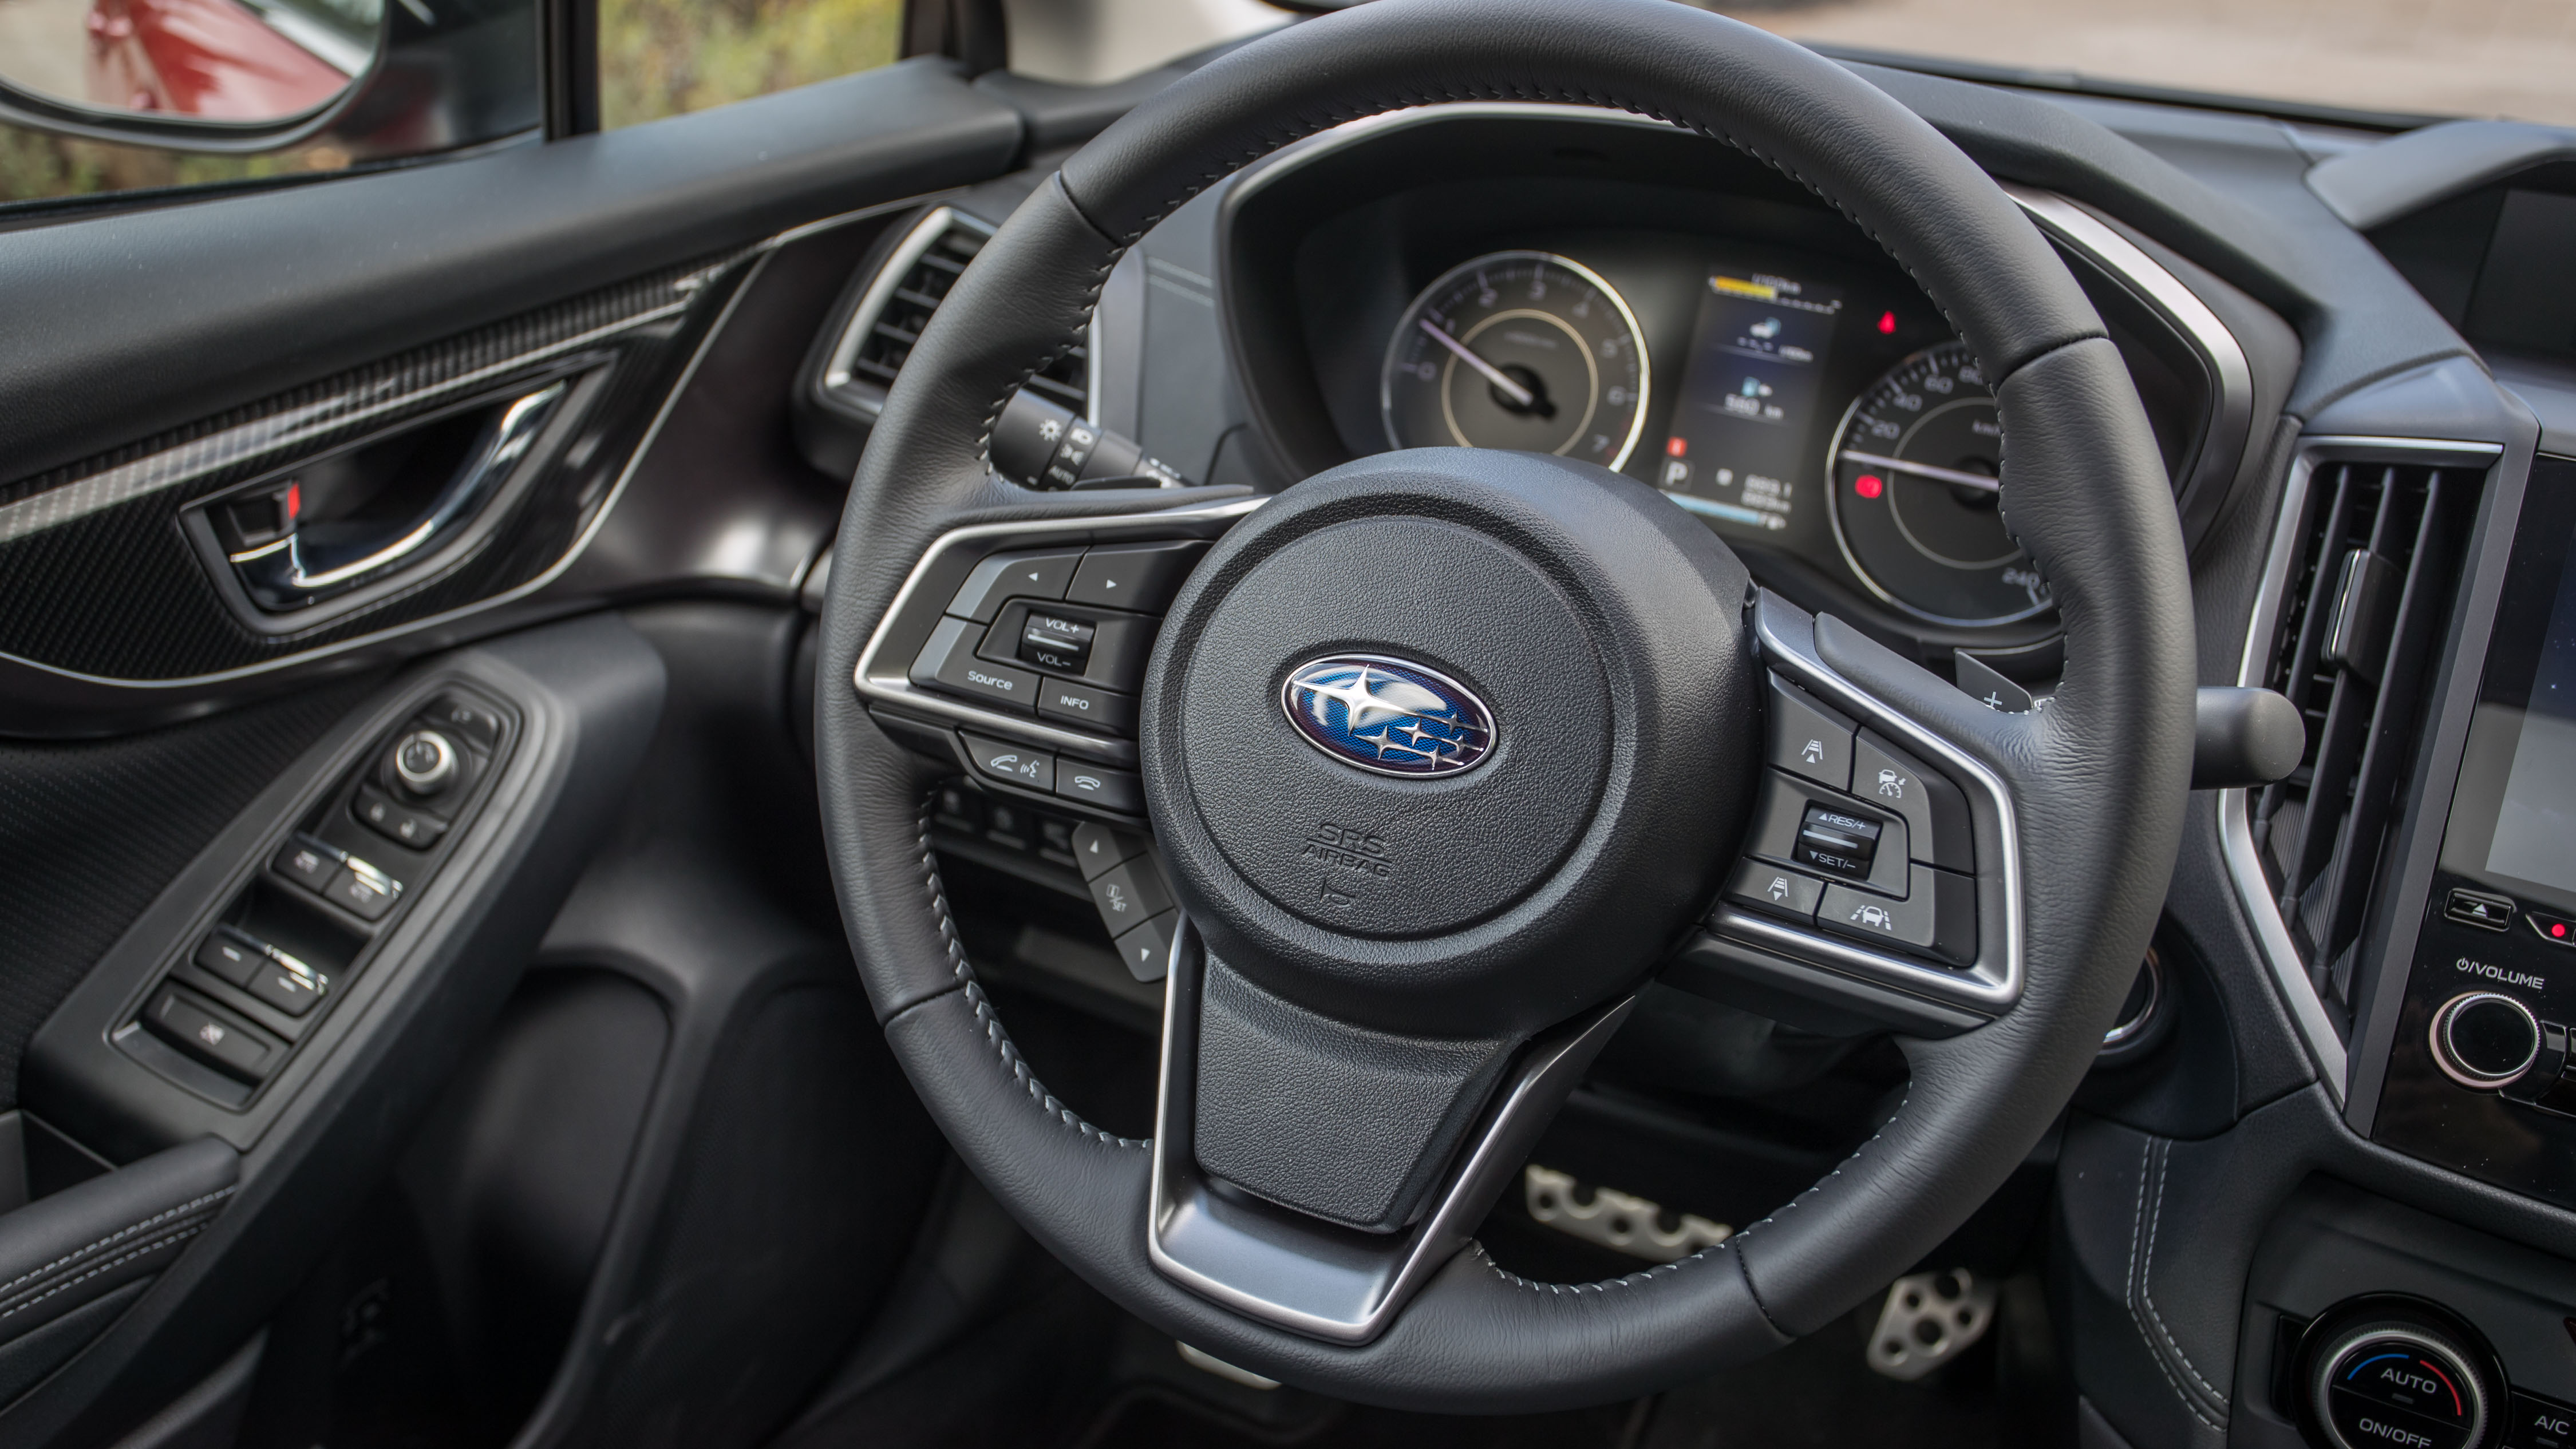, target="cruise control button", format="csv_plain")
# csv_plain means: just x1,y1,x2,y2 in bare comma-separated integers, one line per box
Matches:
143,988,278,1081
1056,763,1144,813
354,786,448,850
193,930,265,988
325,860,401,921
1796,803,1882,880
1037,677,1139,736
1068,541,1206,613
914,617,1040,714
1089,858,1172,936
1819,865,1976,964
947,549,1082,622
1722,859,1824,922
1768,675,1854,791
1855,730,1974,870
962,733,1055,793
1115,910,1180,984
246,957,328,1017
272,836,342,892
1745,772,1910,899
1070,822,1139,880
